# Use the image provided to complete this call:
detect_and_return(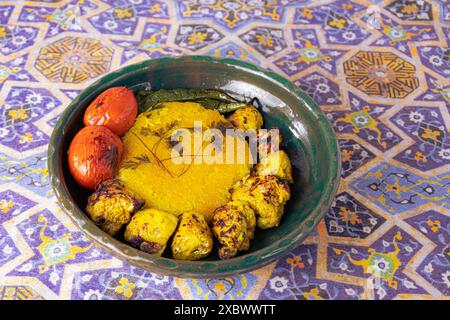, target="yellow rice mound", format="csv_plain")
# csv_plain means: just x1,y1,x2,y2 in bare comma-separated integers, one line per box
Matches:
116,102,252,222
